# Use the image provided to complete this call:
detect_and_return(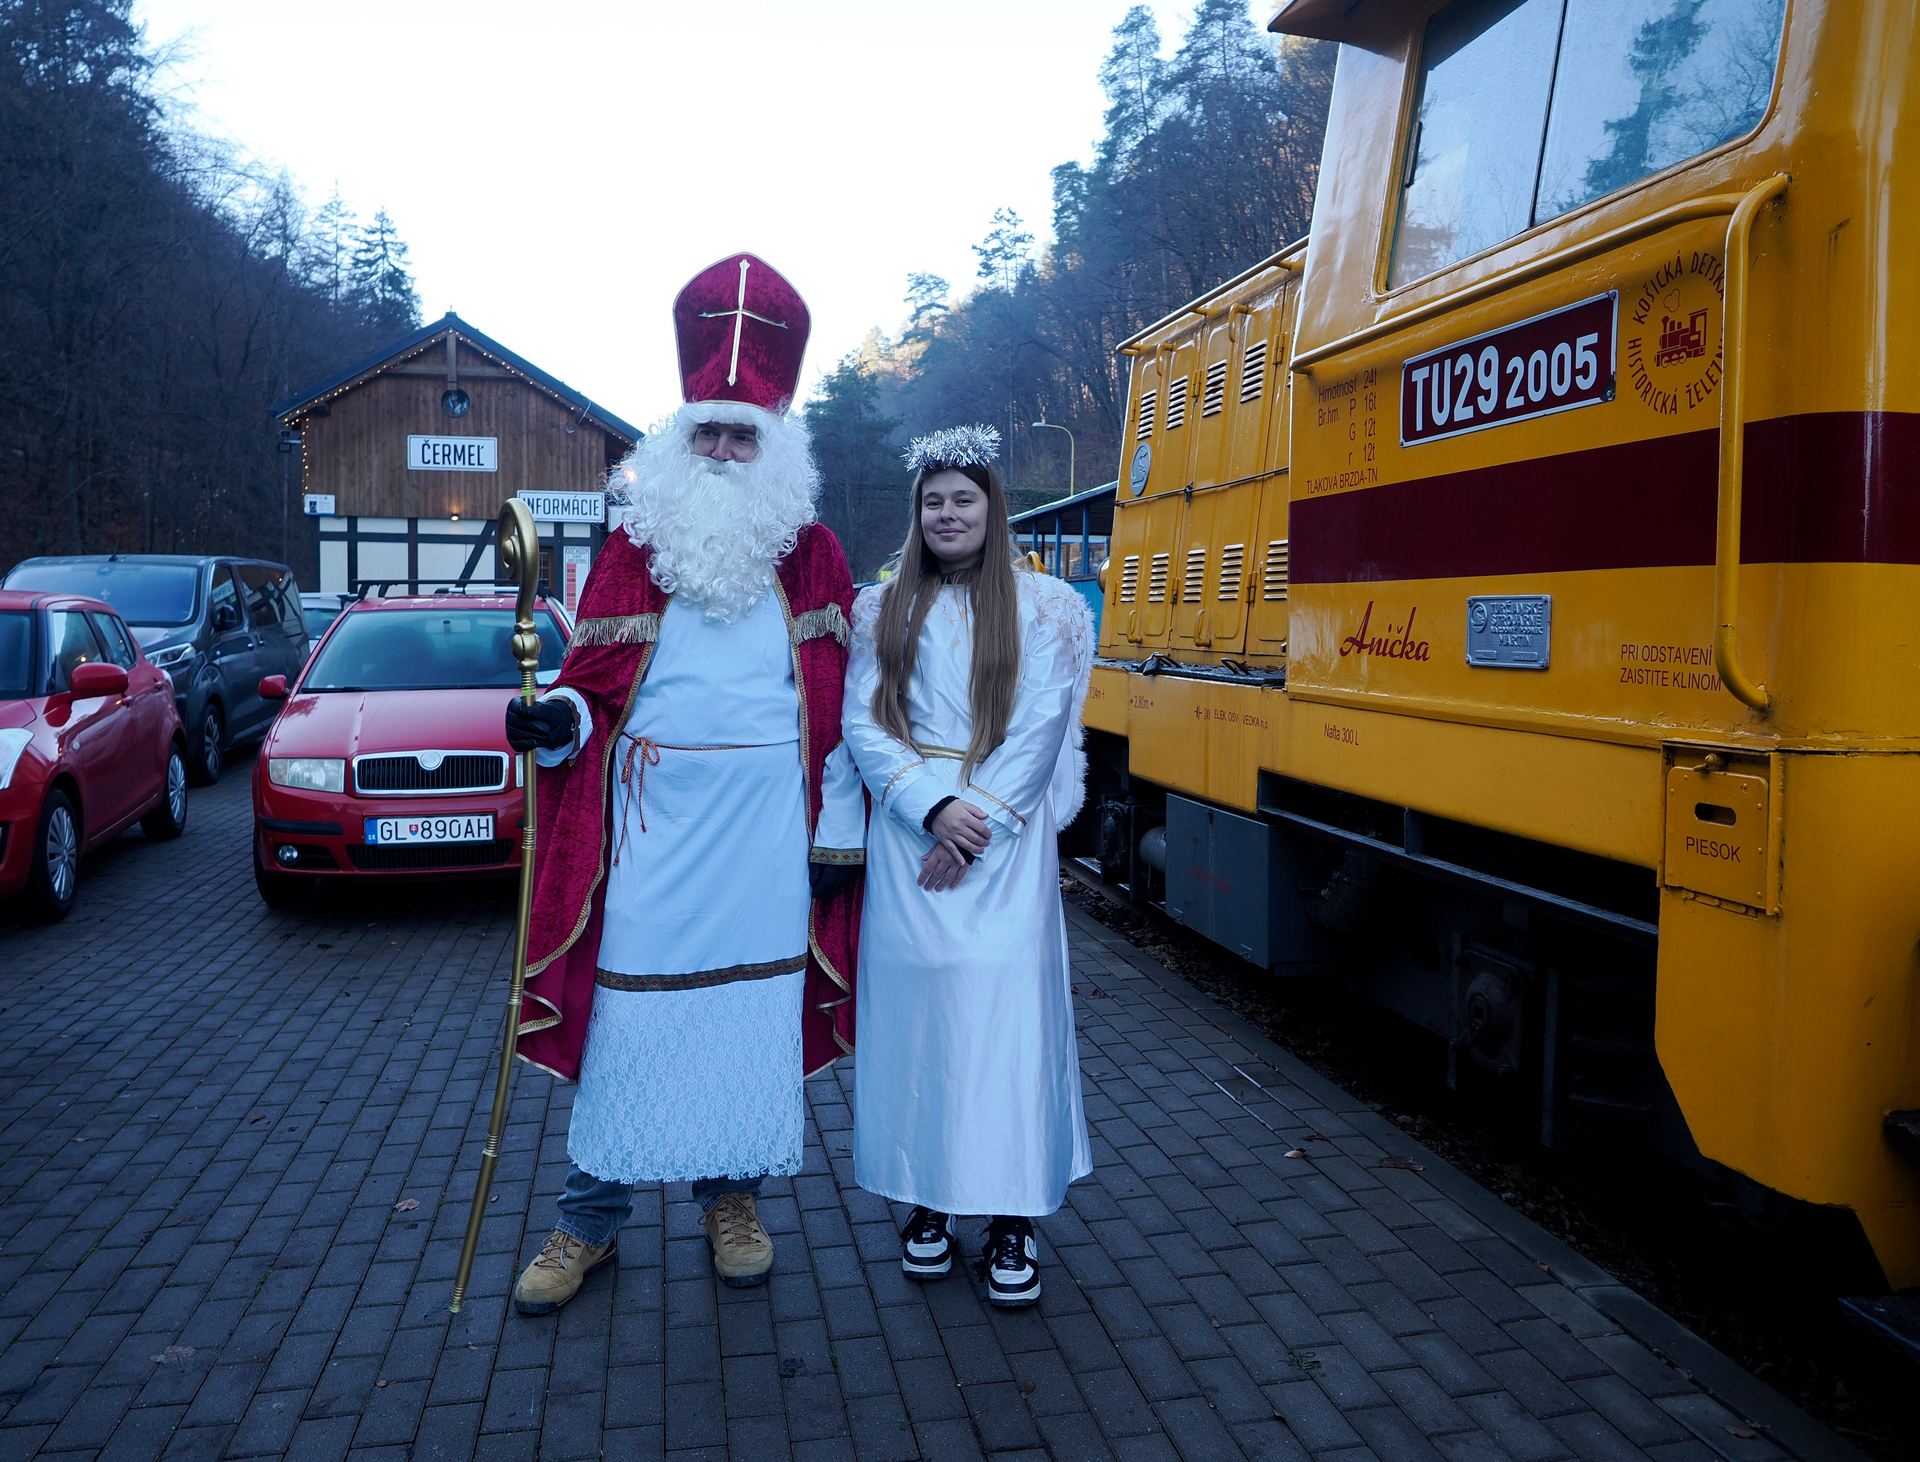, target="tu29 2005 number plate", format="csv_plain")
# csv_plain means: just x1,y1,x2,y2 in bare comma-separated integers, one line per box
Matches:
1466,595,1551,669
1401,294,1616,445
